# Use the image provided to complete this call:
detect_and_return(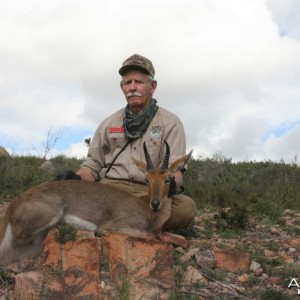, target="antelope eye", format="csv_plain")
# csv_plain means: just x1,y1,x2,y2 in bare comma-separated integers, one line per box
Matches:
165,177,171,184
